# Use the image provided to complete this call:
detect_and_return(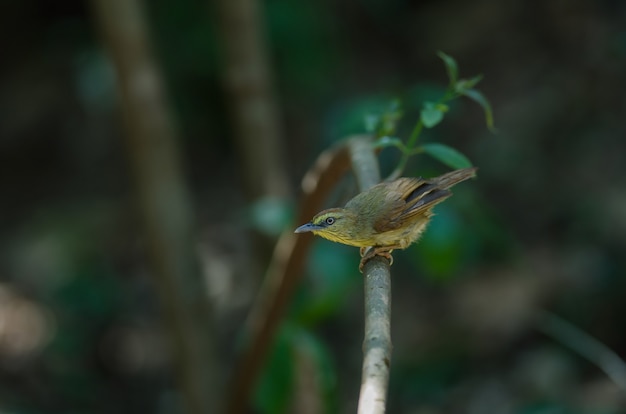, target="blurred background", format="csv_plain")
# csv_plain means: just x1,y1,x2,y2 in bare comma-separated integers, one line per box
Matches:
1,0,626,413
